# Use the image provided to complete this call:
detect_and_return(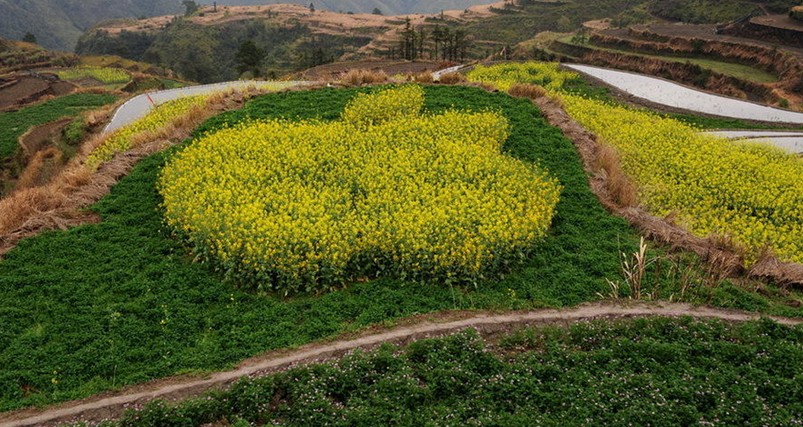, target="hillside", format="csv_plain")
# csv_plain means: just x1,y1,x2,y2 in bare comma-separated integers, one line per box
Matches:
215,0,502,15
0,0,501,53
76,0,648,83
0,0,181,51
